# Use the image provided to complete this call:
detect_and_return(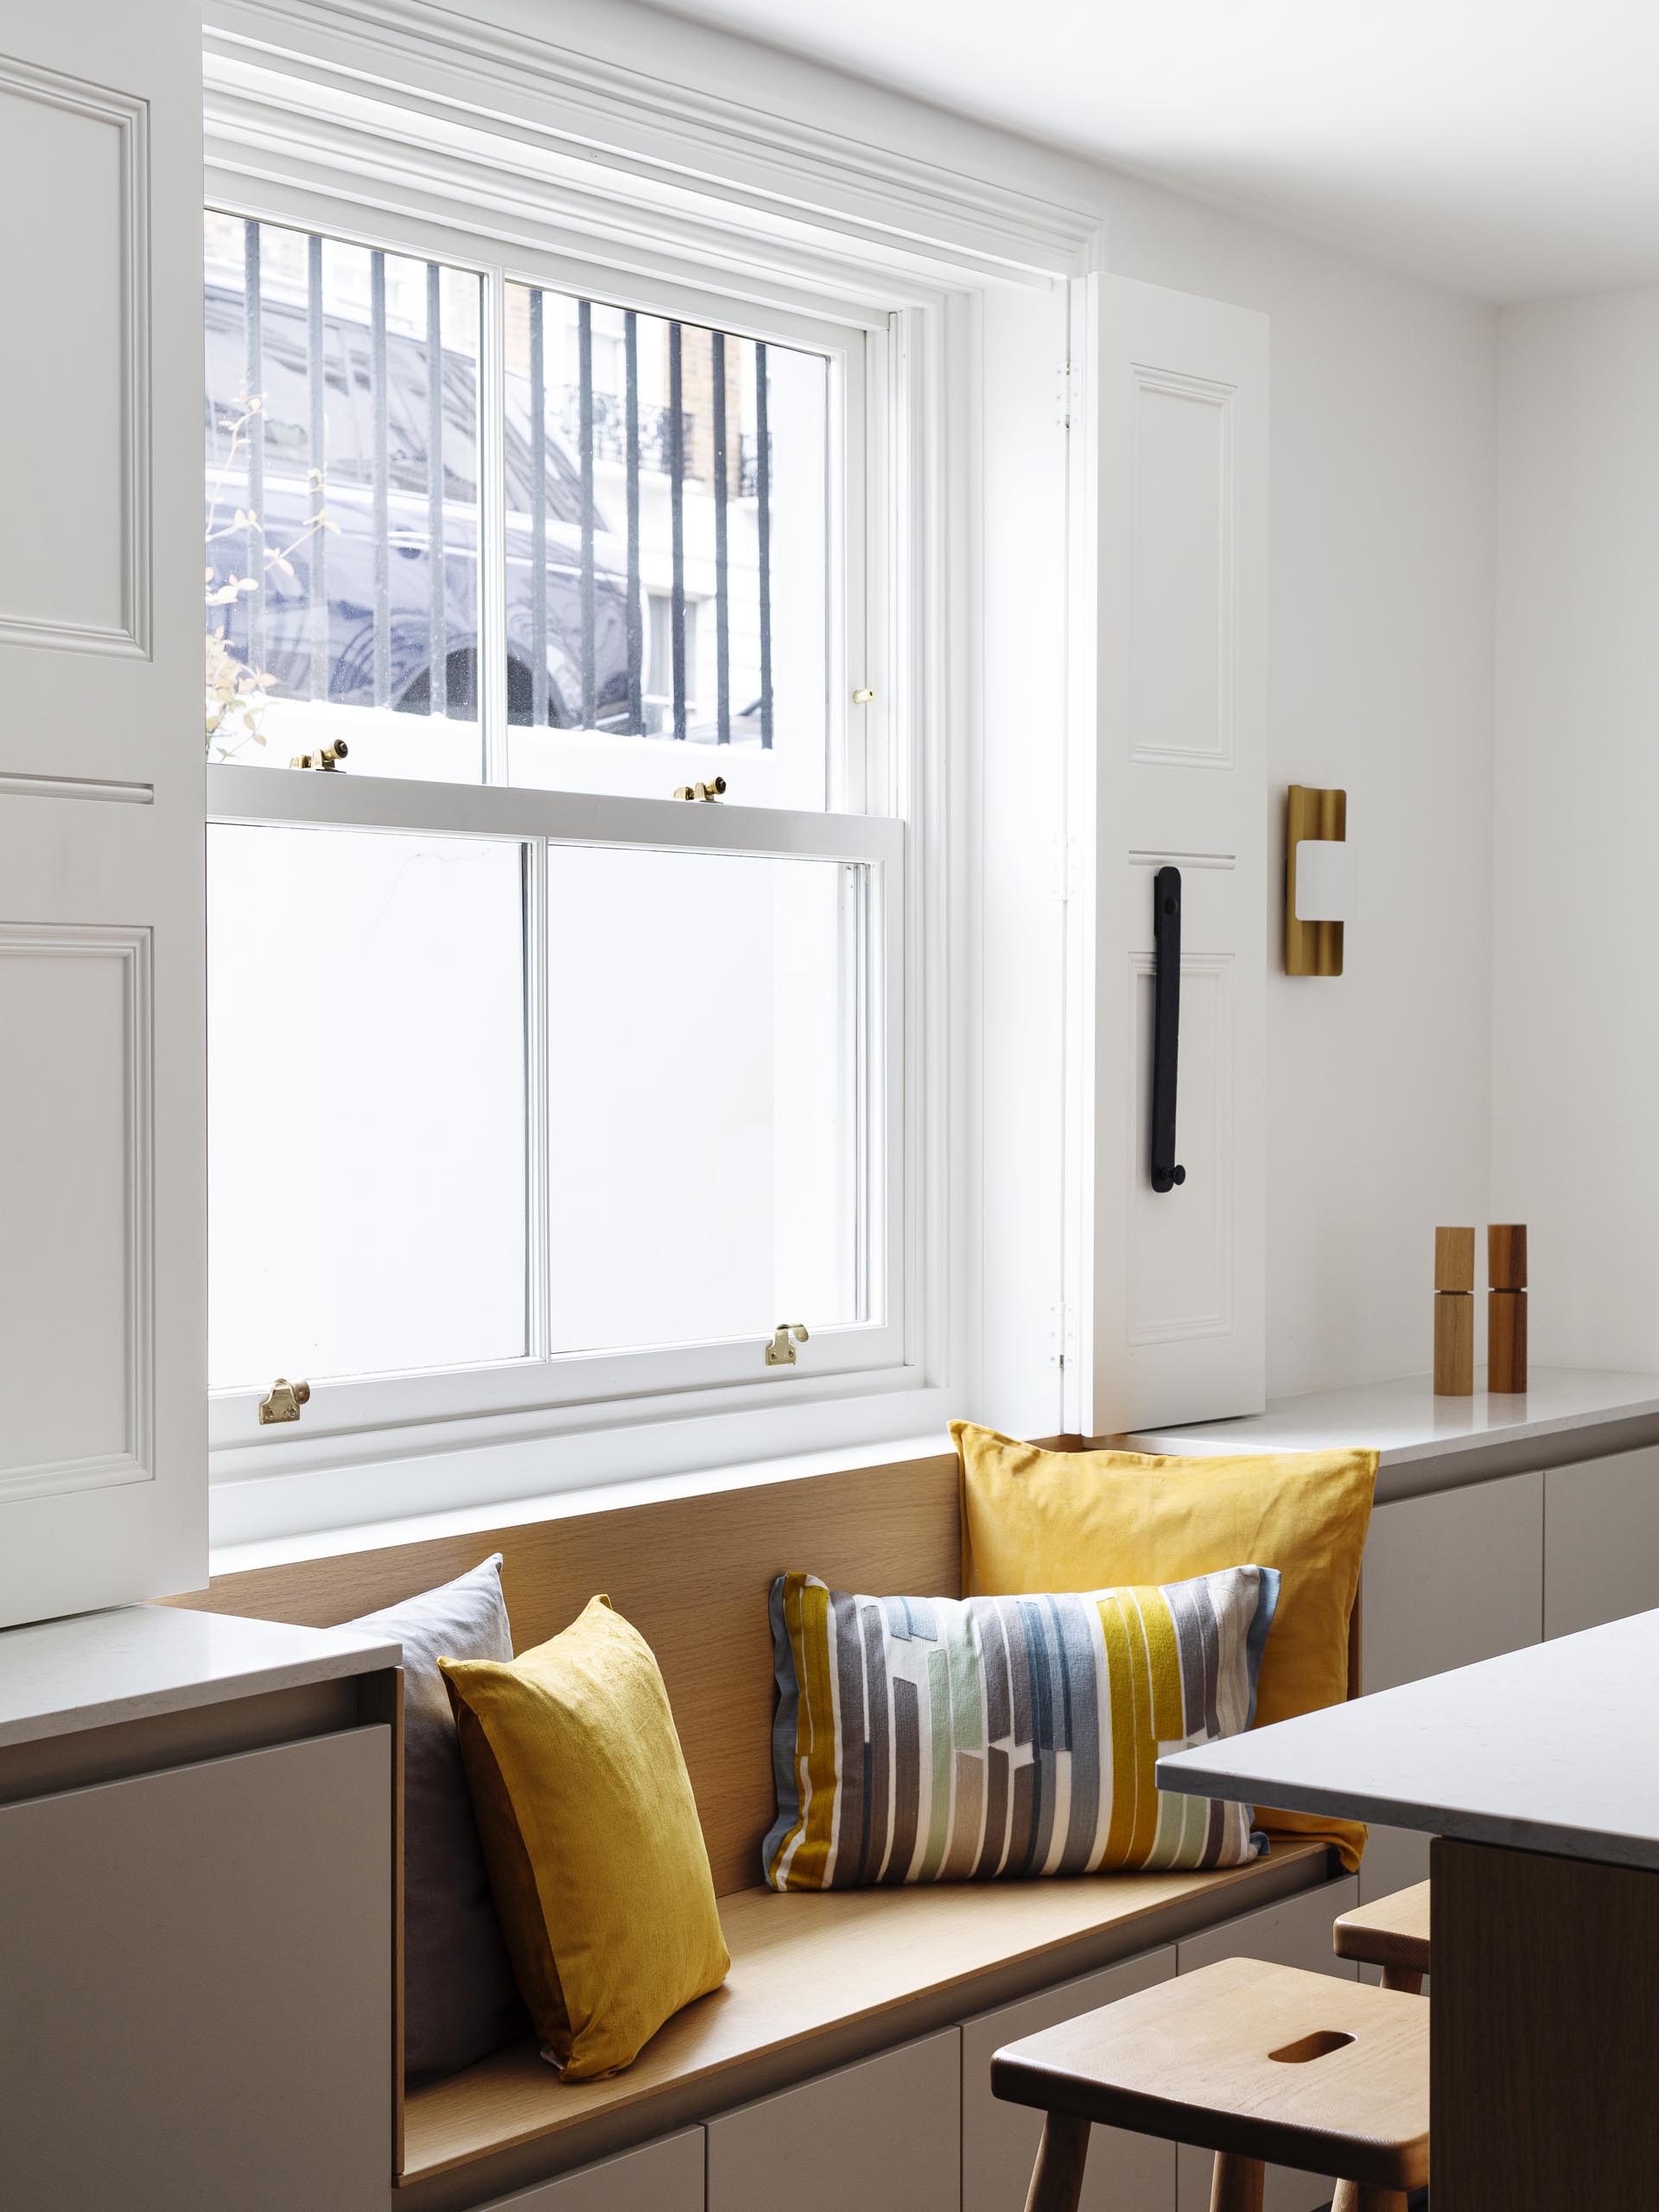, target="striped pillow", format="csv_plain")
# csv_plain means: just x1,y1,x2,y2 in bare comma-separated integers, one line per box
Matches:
762,1566,1279,1891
